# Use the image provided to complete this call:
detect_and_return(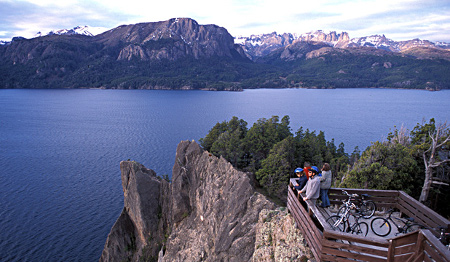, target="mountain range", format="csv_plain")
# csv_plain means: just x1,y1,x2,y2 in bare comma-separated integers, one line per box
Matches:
14,24,450,58
235,31,450,60
1,18,449,90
